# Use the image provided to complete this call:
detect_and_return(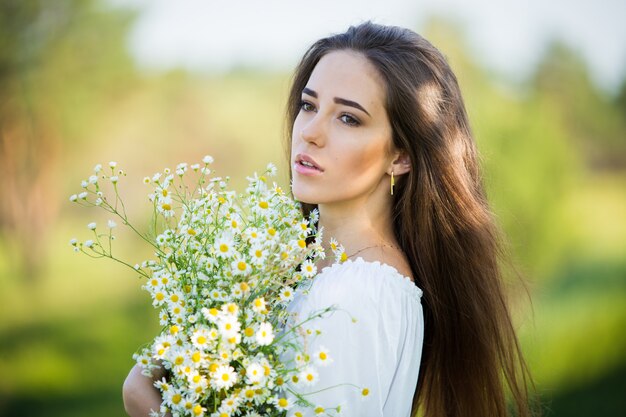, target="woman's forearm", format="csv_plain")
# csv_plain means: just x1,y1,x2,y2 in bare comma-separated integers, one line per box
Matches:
122,364,171,417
